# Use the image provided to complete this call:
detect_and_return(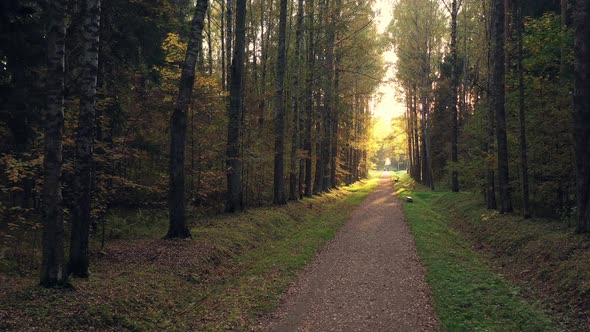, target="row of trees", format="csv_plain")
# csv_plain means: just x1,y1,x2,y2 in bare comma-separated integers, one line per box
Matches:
389,0,589,232
0,0,385,286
